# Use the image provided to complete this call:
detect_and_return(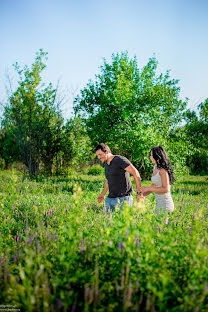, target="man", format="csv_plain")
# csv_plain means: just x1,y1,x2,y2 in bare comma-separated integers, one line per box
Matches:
95,143,142,211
